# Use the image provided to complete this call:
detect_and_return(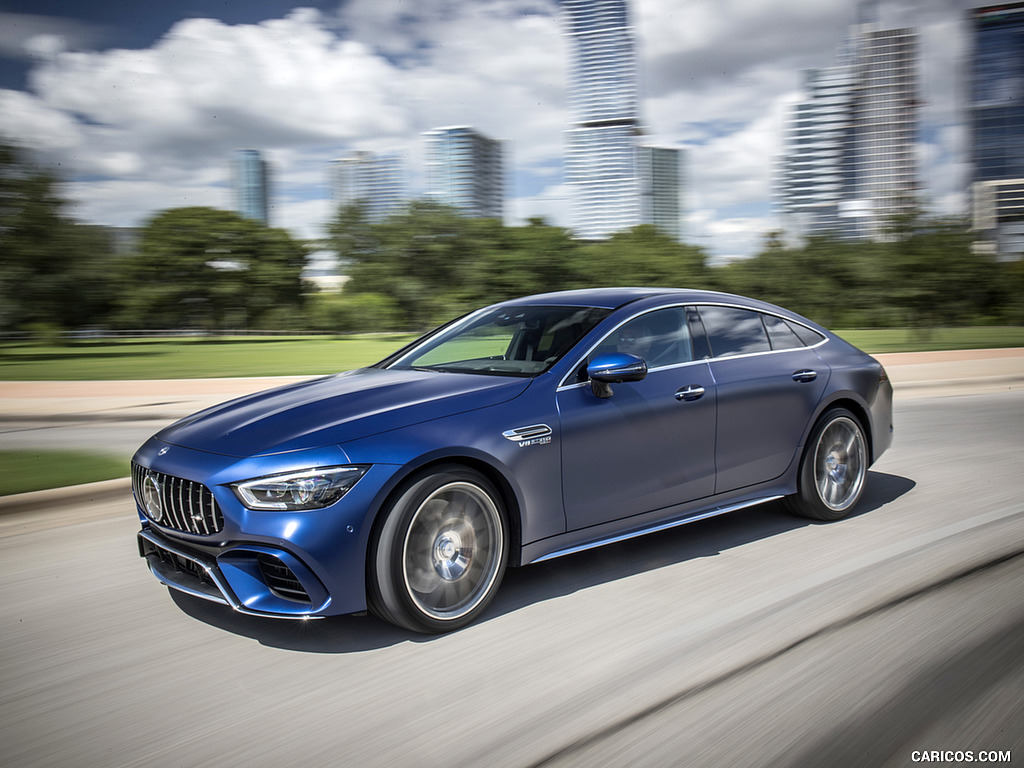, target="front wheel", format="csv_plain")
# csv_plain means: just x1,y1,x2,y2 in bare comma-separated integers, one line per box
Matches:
783,408,868,521
369,465,508,633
